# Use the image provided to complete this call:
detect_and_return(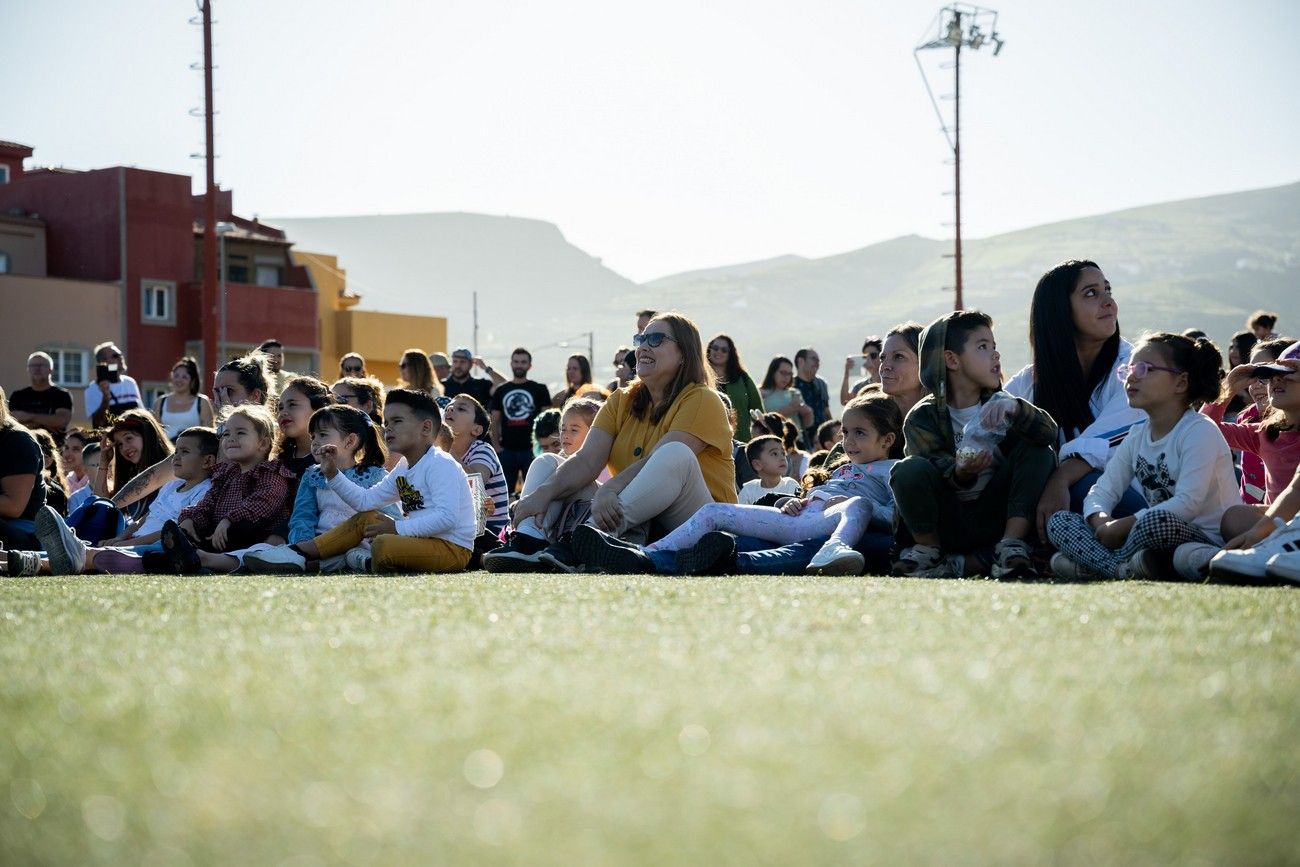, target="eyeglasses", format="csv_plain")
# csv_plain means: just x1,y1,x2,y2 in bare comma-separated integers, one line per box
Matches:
633,332,677,349
708,344,729,354
336,392,359,404
1117,362,1183,381
342,366,363,375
